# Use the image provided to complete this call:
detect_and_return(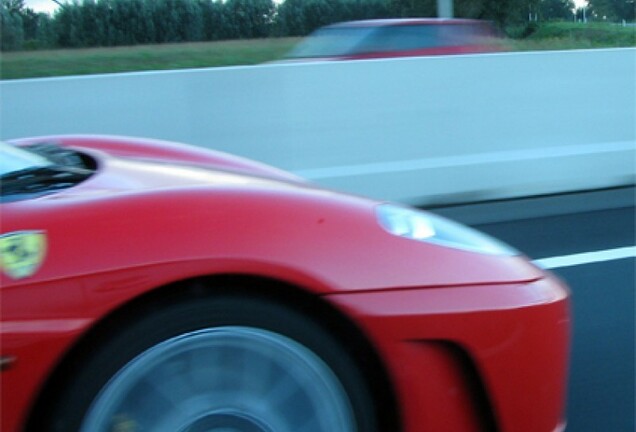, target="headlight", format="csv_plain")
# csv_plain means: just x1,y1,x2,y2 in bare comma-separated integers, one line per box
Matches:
376,204,518,256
